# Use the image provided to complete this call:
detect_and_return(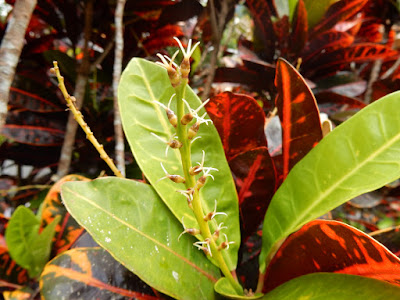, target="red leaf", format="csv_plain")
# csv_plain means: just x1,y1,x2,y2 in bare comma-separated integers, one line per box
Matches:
39,175,89,255
40,248,158,300
230,147,276,239
9,87,63,112
142,24,184,55
273,16,290,58
302,30,355,64
263,220,400,293
303,44,399,79
275,58,322,179
206,92,267,161
0,246,29,286
1,125,65,146
289,0,308,57
246,0,276,61
370,226,400,257
316,91,366,110
310,0,369,38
